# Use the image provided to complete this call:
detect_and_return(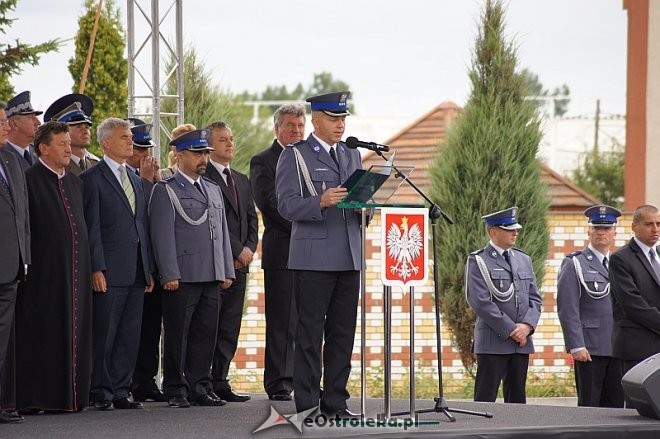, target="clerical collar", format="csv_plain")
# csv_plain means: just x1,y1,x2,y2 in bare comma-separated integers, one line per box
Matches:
39,158,66,179
311,133,336,154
